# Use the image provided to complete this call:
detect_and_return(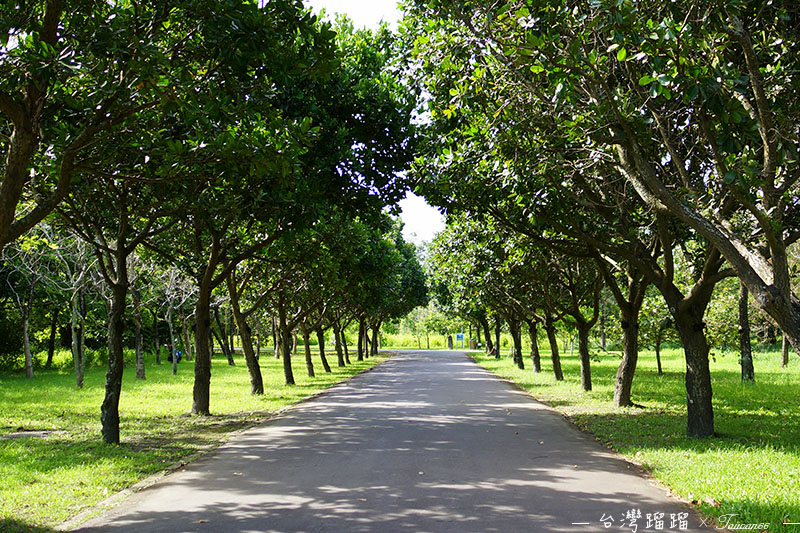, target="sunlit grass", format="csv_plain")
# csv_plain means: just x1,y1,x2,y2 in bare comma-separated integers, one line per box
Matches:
0,350,388,530
472,344,800,531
